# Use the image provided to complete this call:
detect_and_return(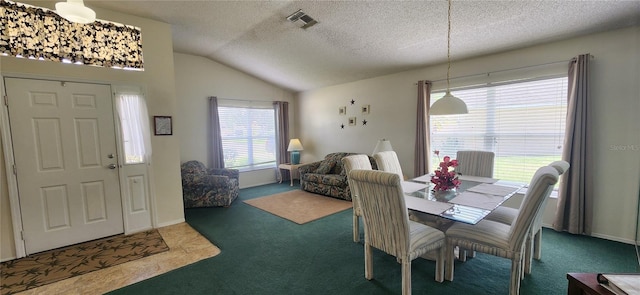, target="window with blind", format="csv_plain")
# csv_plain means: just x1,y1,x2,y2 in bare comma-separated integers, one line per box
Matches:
218,104,276,171
430,76,568,185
